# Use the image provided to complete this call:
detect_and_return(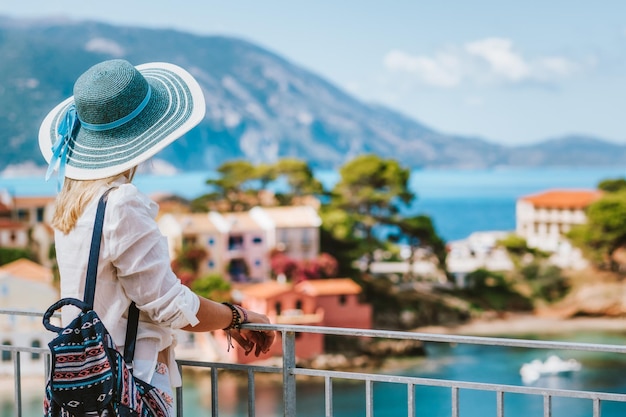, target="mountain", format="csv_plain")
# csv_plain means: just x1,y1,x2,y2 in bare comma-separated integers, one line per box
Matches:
1,16,625,173
504,135,626,167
